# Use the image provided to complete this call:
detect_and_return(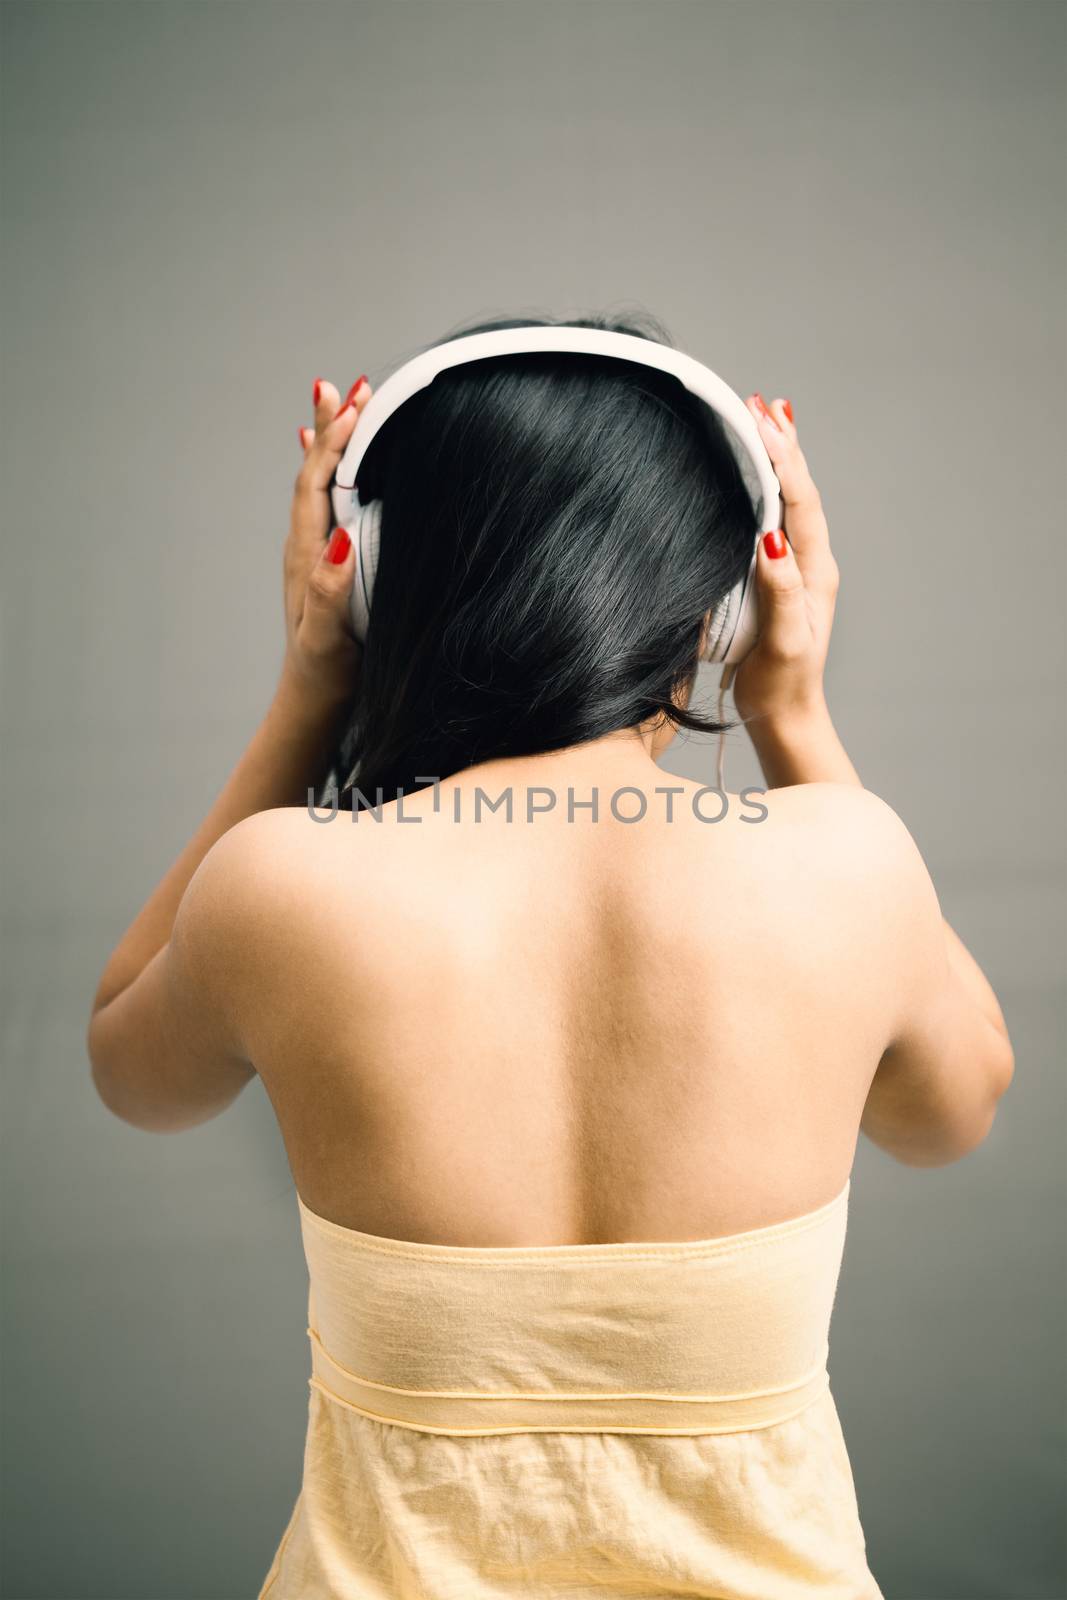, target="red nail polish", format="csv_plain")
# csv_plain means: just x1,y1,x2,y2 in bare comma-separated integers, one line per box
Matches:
339,375,367,412
763,529,787,559
313,378,322,407
782,398,794,423
326,526,351,565
753,392,774,423
298,426,306,447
